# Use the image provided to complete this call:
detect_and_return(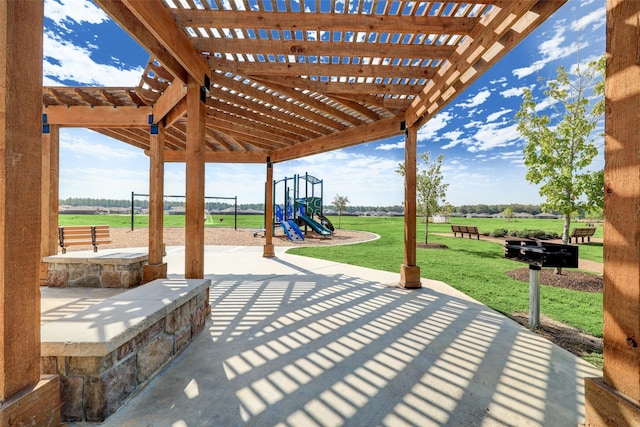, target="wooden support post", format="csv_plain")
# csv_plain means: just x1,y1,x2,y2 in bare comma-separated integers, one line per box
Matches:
585,1,640,424
185,77,205,280
263,157,275,257
143,121,167,282
40,123,59,285
0,1,60,424
399,124,421,288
